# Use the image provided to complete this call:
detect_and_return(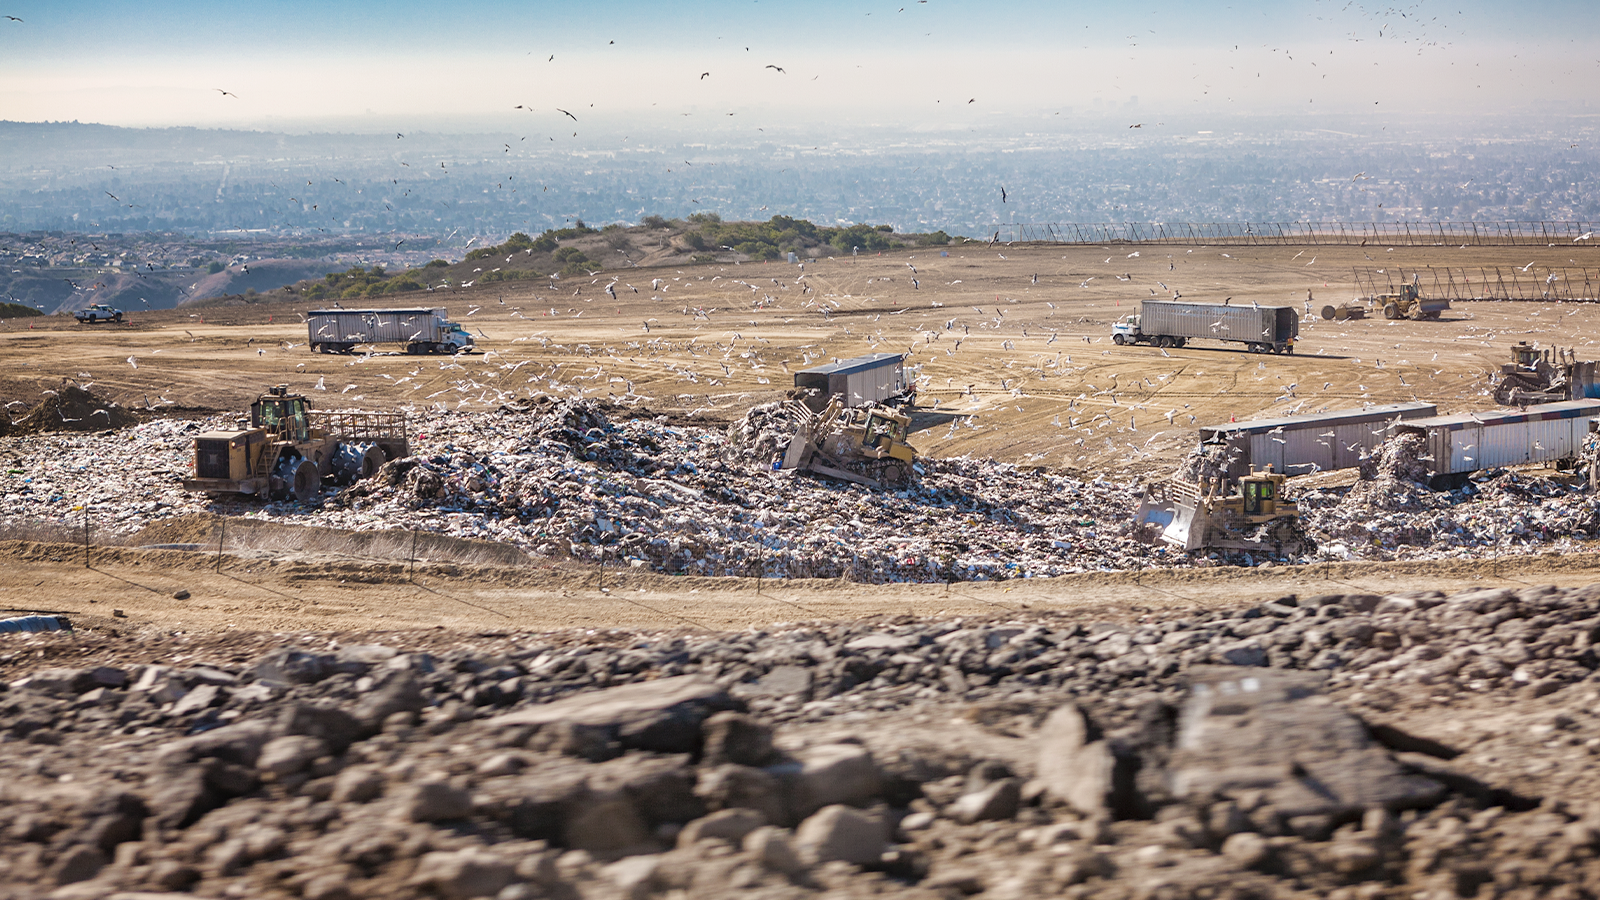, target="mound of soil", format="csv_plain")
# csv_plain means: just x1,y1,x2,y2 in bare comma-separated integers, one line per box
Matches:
4,385,138,435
